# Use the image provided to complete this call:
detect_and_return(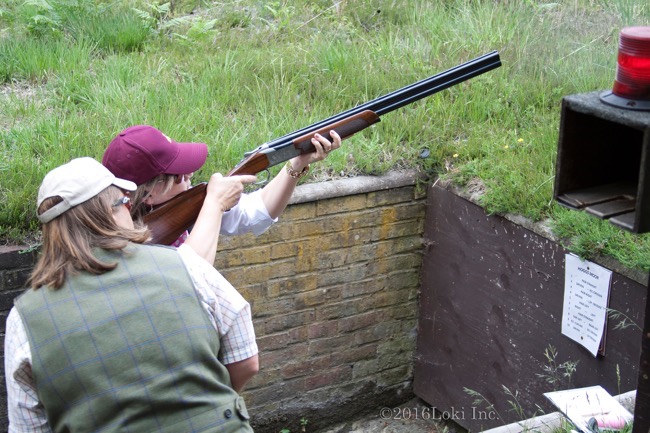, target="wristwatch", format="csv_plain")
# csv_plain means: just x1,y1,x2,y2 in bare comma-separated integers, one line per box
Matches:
285,161,310,179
